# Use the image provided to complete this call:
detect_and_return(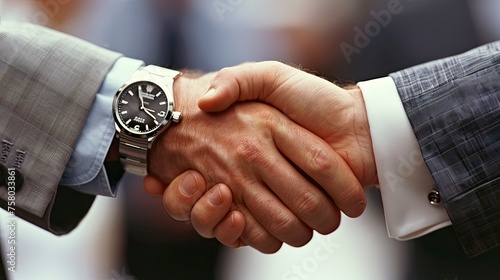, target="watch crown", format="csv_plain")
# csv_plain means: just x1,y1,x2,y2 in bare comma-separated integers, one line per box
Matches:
172,111,182,123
